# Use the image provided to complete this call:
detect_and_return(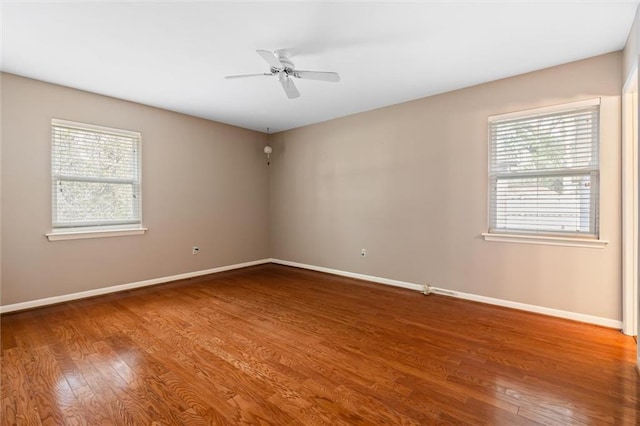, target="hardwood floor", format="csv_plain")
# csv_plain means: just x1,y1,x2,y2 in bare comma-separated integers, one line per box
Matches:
1,264,638,425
